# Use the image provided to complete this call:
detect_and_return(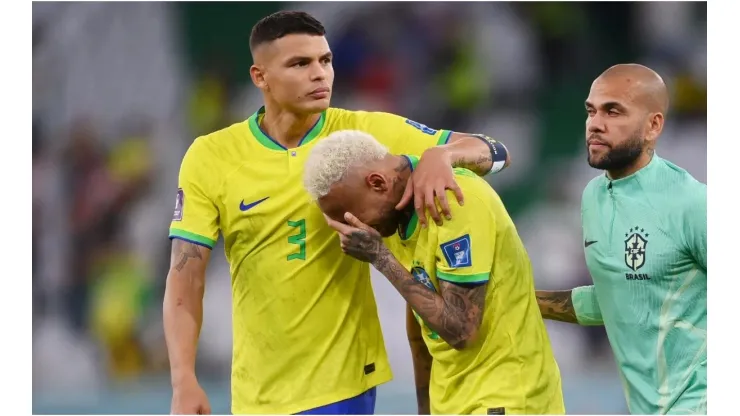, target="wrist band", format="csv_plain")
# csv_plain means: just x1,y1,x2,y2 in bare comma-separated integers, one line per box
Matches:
470,134,508,174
